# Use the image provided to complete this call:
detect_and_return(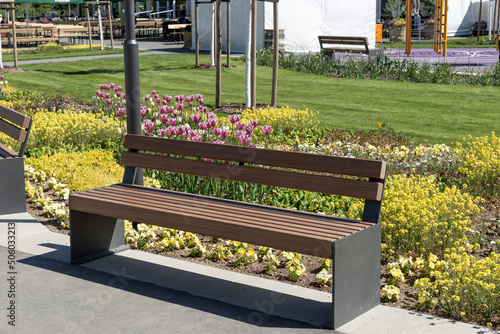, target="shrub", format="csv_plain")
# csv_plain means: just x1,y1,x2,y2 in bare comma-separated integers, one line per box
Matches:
29,109,121,149
456,132,500,195
240,106,319,135
346,174,481,260
26,150,123,192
